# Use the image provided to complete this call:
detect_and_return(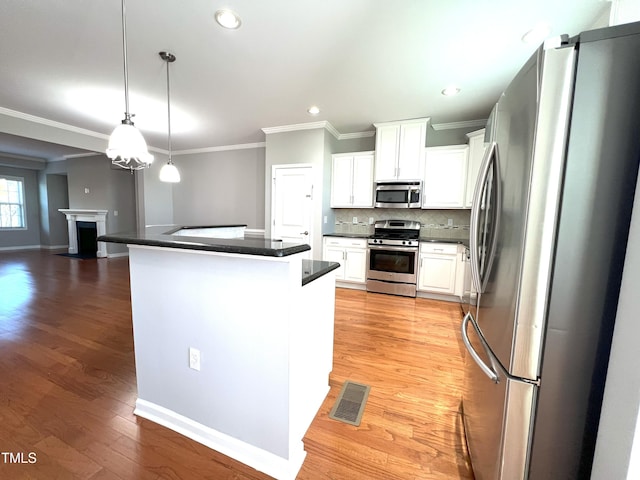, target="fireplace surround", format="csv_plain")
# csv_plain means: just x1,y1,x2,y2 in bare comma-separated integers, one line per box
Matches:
59,209,108,258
